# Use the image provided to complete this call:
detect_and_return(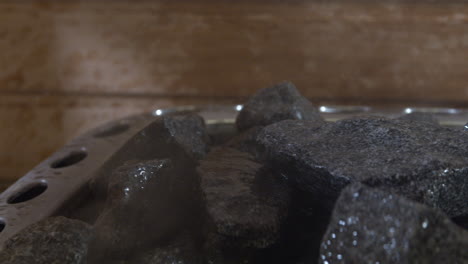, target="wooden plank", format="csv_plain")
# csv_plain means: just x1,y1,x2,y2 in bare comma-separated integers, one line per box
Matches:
0,1,468,104
0,94,238,182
